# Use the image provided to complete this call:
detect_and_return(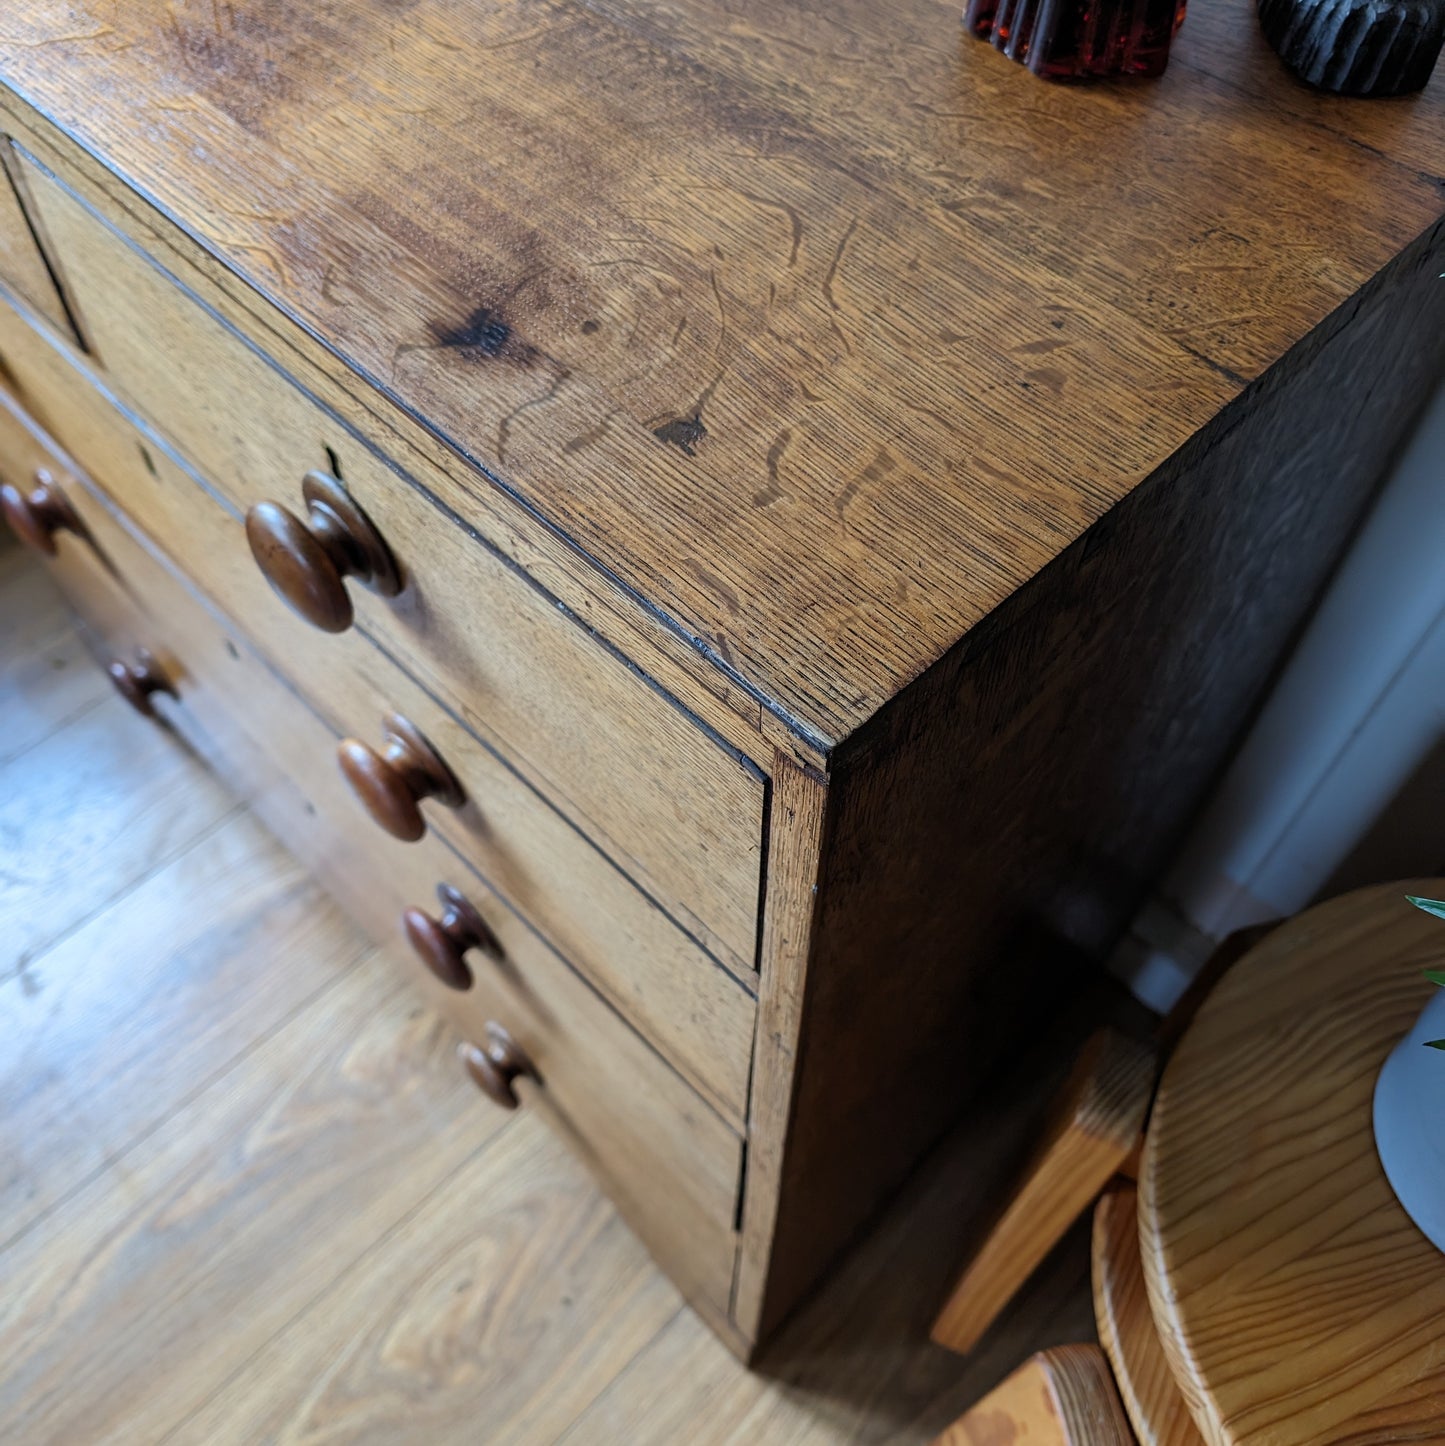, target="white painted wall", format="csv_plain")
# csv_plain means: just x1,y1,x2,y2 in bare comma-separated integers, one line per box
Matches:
1114,380,1445,1011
